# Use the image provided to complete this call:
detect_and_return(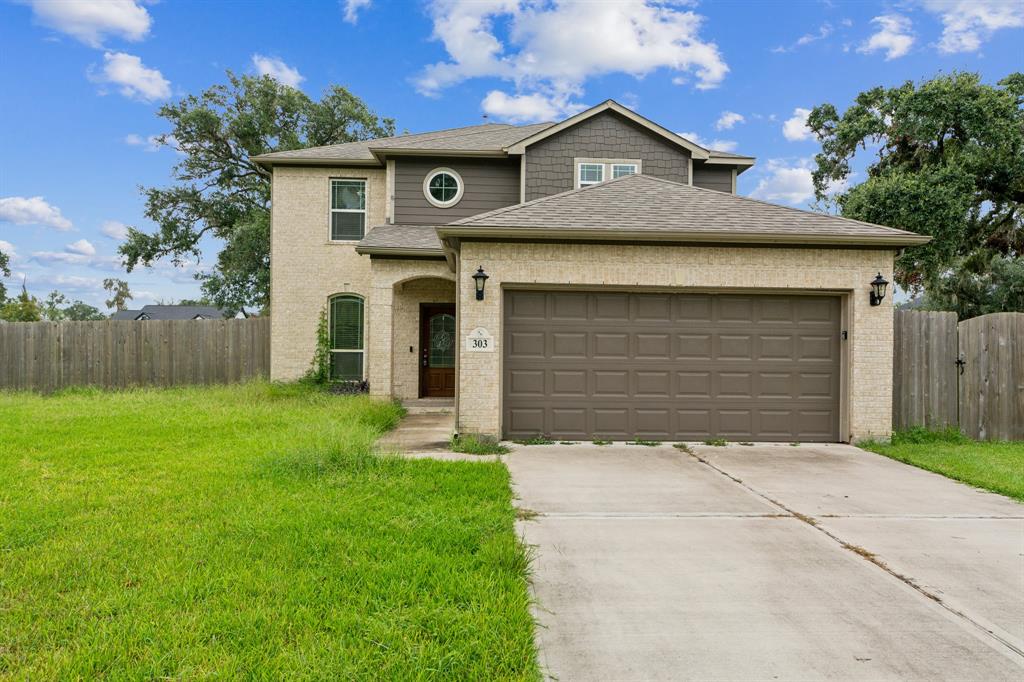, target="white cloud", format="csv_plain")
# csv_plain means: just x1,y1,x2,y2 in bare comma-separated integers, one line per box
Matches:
342,0,372,24
26,0,151,48
782,107,813,142
715,111,744,130
66,239,96,256
0,196,73,230
251,54,305,88
922,0,1024,53
481,90,584,123
0,240,16,259
124,133,162,151
677,131,738,152
417,0,728,121
89,52,171,102
749,159,816,205
749,158,848,206
101,220,130,240
772,22,833,52
31,250,123,270
858,14,915,60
